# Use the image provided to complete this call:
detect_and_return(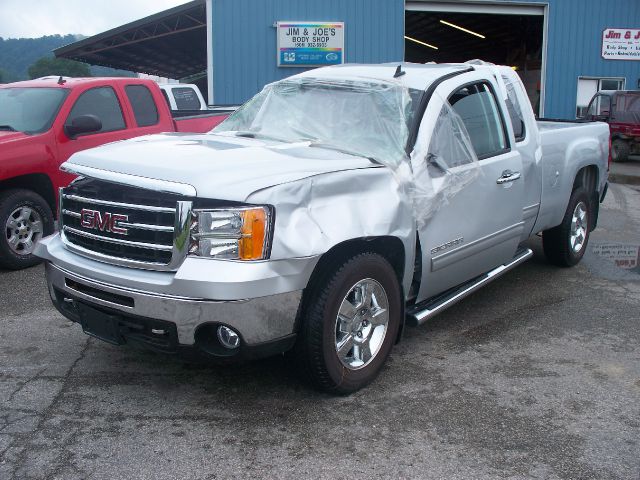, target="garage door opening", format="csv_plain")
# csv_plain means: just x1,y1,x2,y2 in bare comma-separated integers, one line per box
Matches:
405,7,544,116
